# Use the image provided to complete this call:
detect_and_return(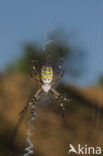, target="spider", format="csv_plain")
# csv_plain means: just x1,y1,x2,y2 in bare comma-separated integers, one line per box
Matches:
19,56,71,117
